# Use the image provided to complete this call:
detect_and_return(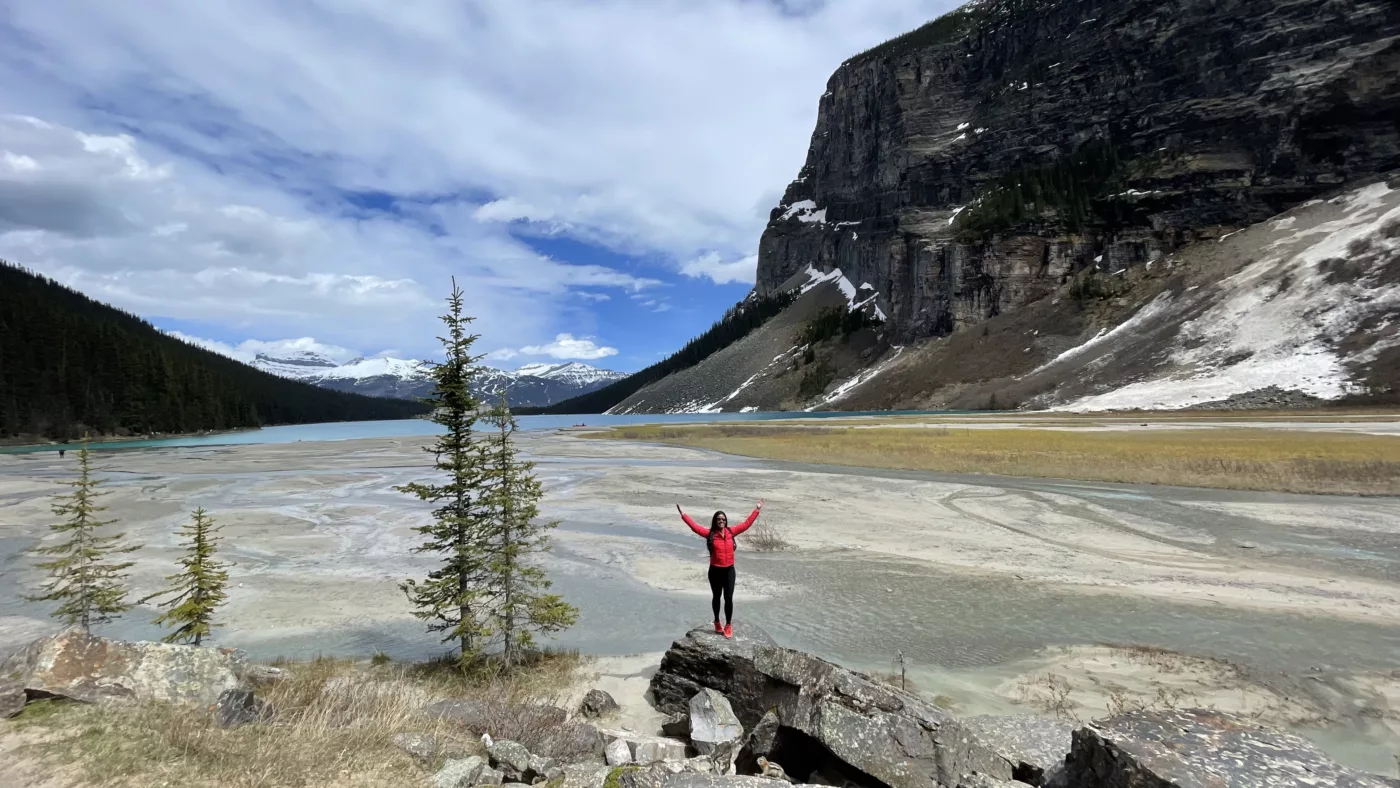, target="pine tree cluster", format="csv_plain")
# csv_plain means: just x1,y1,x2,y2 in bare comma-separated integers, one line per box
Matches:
0,261,427,440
